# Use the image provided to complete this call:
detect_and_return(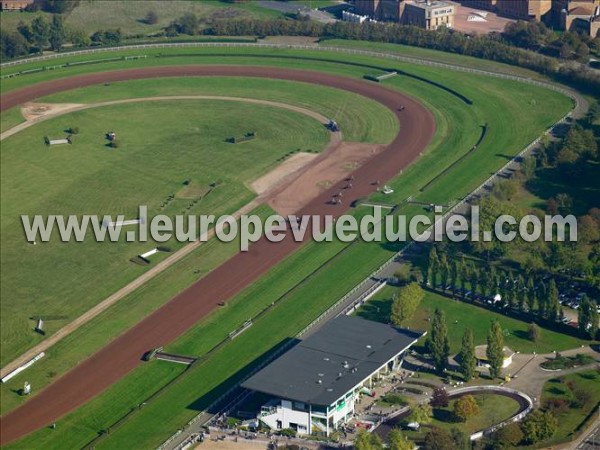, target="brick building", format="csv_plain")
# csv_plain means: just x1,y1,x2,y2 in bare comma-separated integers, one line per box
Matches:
403,0,456,29
353,0,455,28
1,0,33,11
